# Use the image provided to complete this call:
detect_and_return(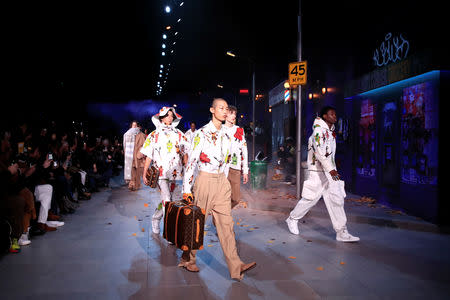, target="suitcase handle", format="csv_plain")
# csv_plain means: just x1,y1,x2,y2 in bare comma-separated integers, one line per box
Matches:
196,219,200,243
